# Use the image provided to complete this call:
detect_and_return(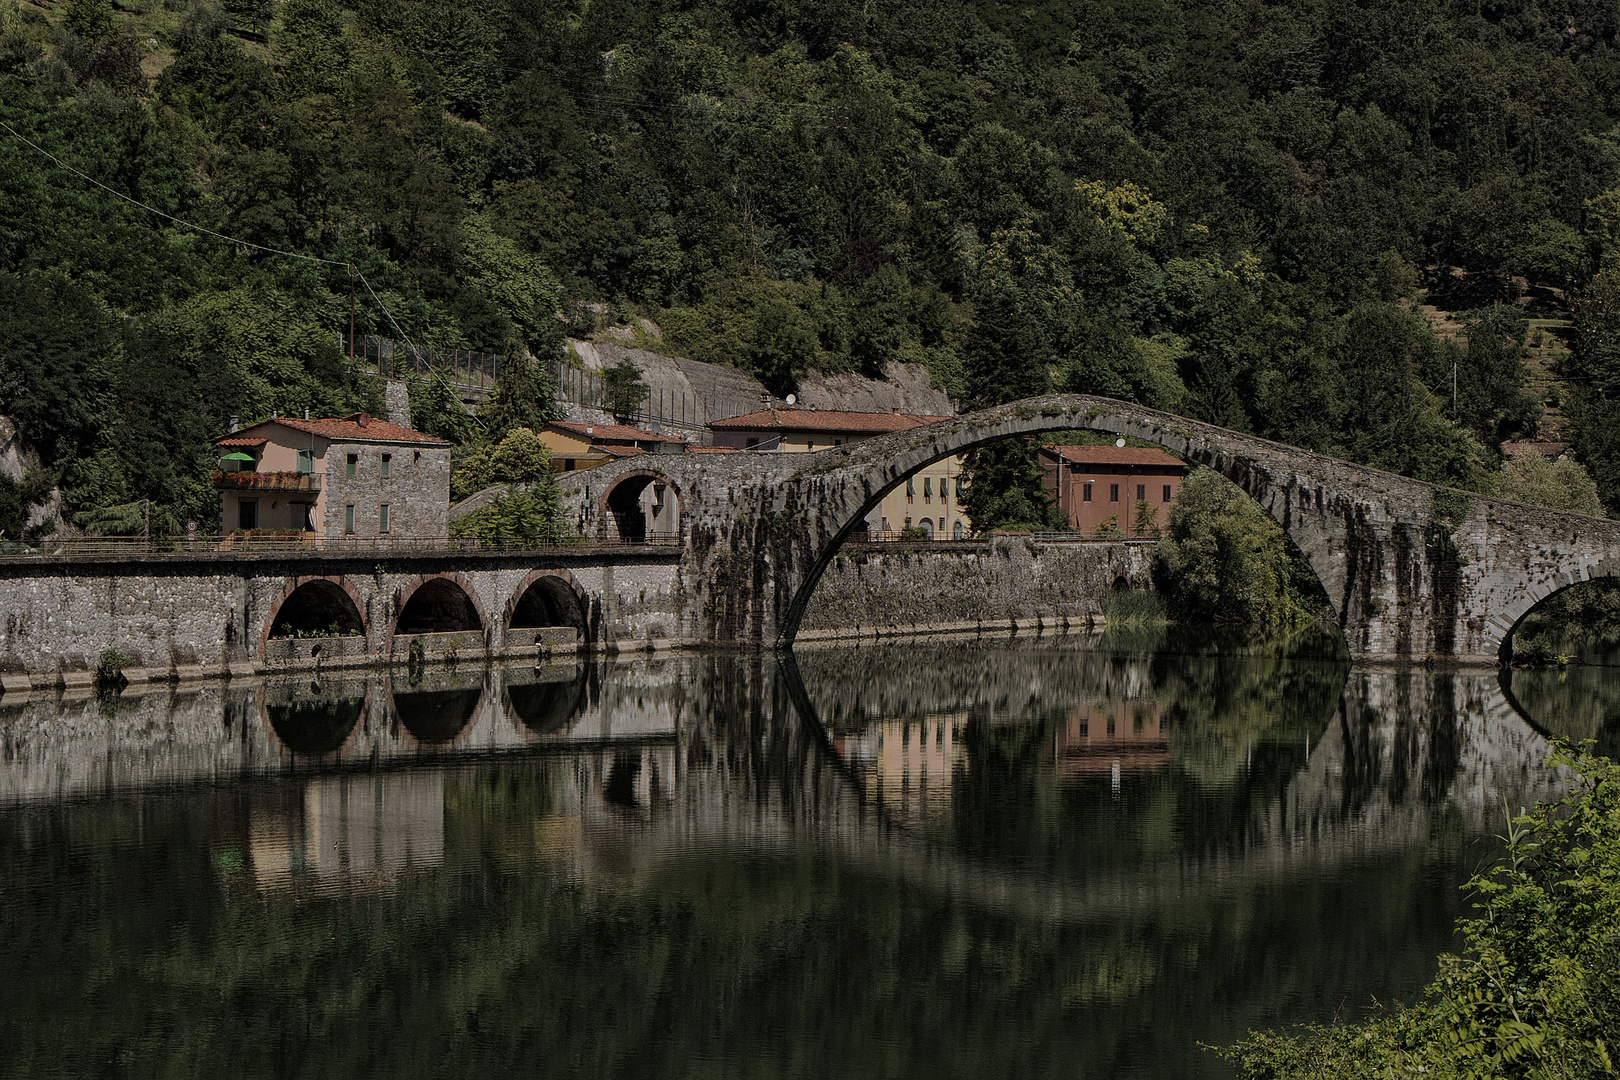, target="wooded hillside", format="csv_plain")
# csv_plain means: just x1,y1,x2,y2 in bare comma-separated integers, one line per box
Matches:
5,0,1620,533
